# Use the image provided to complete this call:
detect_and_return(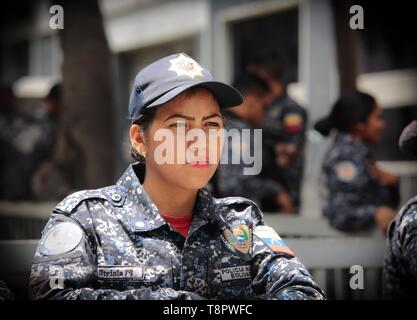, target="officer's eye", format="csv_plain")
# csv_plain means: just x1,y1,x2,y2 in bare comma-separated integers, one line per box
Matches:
204,122,220,127
169,121,187,128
